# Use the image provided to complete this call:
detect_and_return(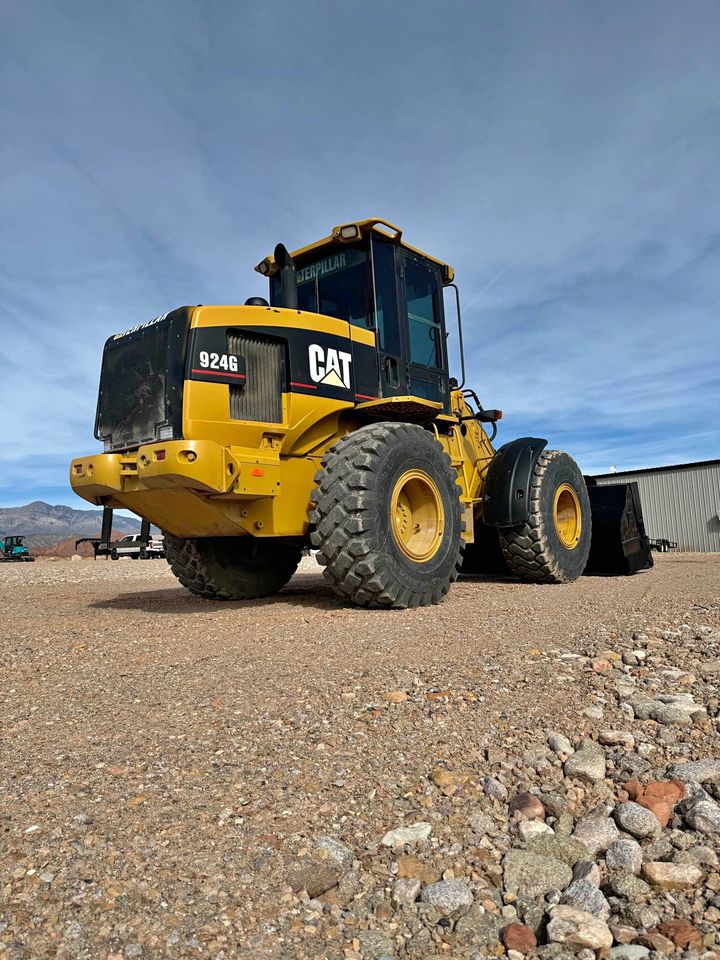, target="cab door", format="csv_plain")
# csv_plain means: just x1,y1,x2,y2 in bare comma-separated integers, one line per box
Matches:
400,251,449,409
371,235,407,397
